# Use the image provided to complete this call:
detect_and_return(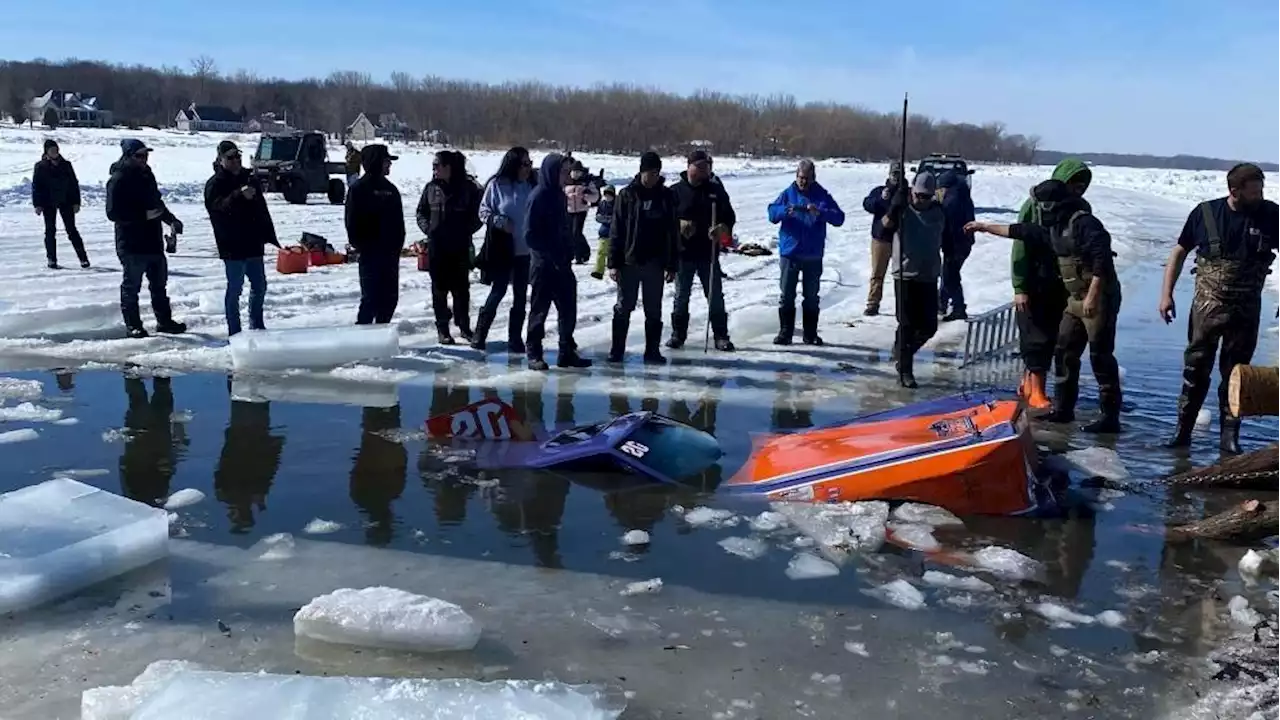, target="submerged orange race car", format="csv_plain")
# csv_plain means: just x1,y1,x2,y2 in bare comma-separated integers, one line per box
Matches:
425,391,1044,516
